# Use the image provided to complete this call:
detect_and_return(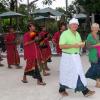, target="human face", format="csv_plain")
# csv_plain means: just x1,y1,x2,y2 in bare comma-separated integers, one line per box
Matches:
29,24,36,32
69,23,78,32
9,28,14,33
61,25,66,31
42,27,46,31
91,26,99,34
